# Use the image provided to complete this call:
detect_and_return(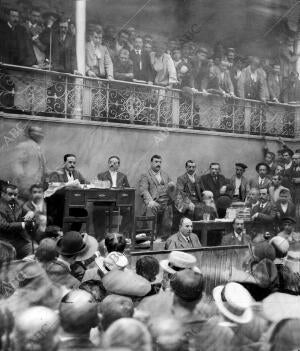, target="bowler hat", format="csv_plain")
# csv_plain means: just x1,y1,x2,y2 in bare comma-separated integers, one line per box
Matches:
281,148,294,157
56,231,86,256
255,162,270,173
